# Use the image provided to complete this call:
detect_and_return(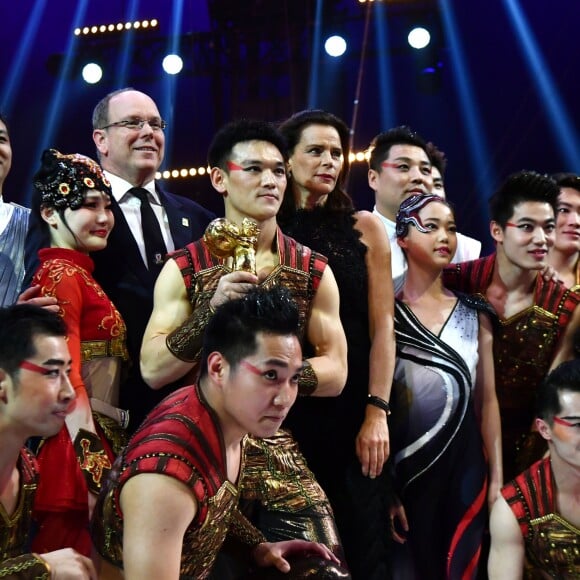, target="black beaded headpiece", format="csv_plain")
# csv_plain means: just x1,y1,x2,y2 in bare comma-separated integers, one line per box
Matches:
33,148,111,210
395,193,451,239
